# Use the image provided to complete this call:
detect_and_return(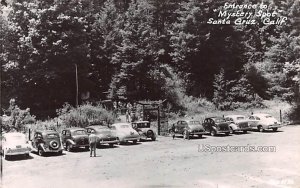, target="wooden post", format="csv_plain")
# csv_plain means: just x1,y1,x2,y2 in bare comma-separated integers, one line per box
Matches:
157,105,160,136
280,109,282,123
75,64,79,107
